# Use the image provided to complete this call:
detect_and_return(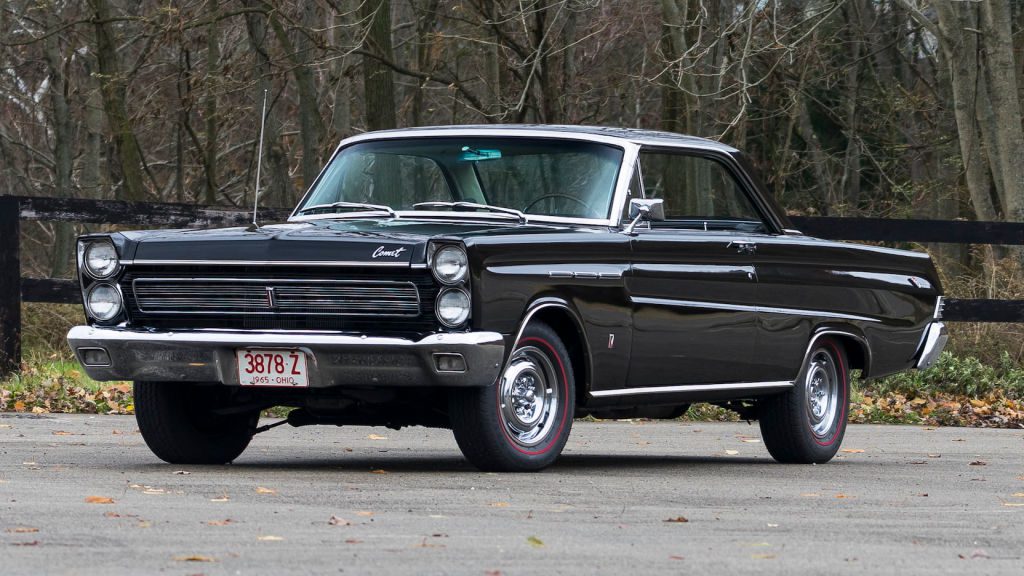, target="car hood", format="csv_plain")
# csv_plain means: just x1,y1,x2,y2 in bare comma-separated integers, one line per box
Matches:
118,218,586,264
